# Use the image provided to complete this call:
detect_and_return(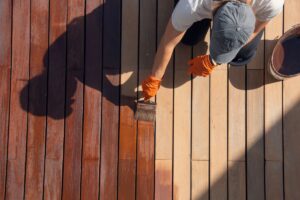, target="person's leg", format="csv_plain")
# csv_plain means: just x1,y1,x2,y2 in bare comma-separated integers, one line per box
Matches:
229,30,264,66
